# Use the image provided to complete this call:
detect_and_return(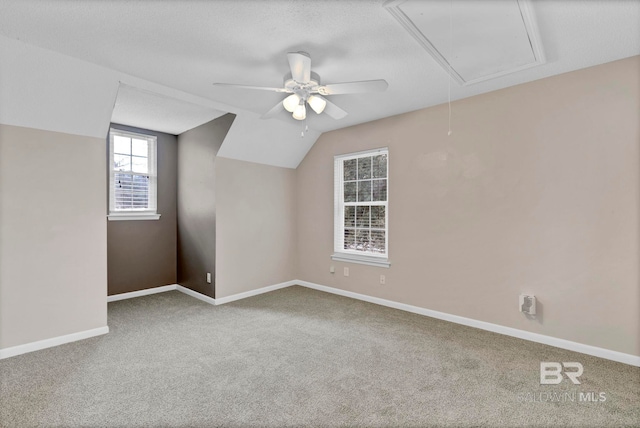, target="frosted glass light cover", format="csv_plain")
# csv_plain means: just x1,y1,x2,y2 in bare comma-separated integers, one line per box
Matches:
307,95,327,114
292,103,306,120
282,94,300,112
